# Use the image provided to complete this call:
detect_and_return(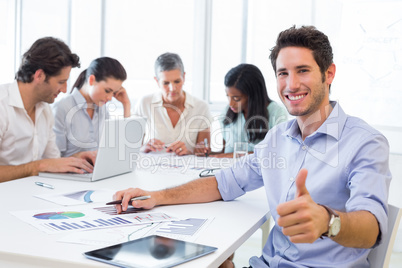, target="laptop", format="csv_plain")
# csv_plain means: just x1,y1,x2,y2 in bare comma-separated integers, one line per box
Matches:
84,235,218,268
39,116,146,182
